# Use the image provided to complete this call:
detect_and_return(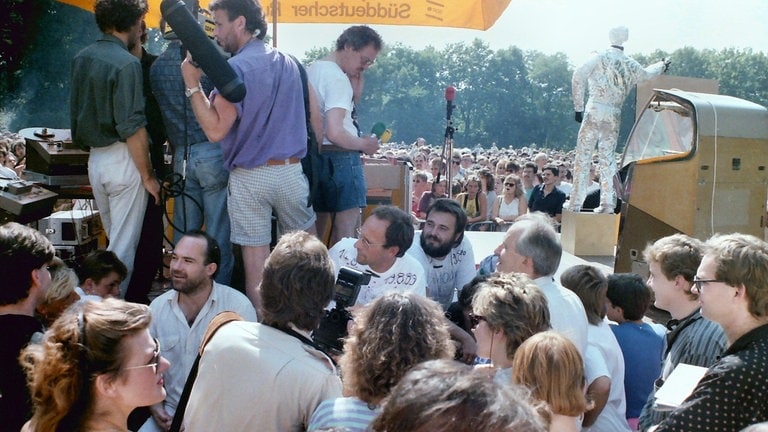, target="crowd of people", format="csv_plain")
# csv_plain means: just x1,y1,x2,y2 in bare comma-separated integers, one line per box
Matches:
4,204,768,431
0,131,27,179
3,0,768,431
